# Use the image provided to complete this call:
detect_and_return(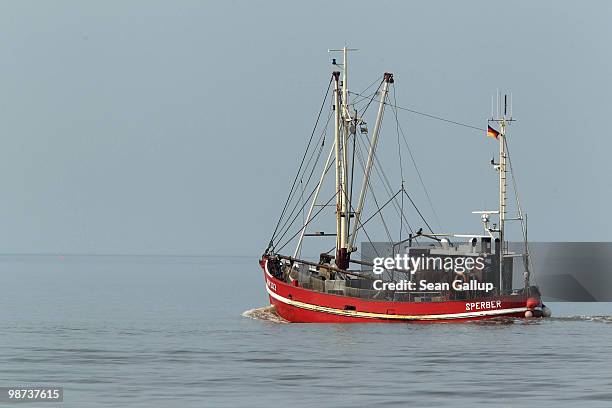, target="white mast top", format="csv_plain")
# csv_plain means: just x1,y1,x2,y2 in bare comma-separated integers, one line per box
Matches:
329,47,358,119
